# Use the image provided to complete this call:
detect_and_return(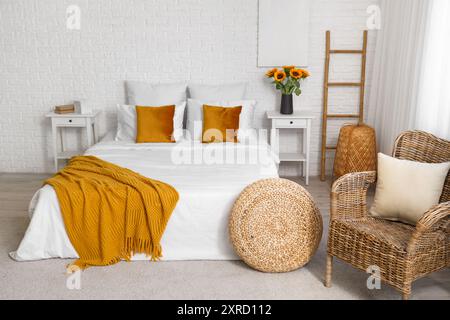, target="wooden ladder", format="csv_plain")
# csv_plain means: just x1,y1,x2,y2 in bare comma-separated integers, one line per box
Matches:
320,30,368,181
